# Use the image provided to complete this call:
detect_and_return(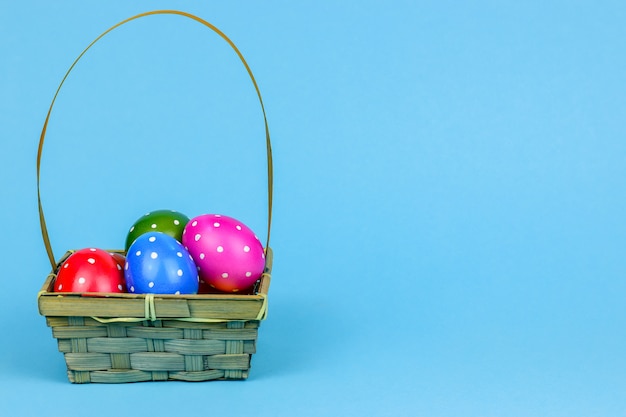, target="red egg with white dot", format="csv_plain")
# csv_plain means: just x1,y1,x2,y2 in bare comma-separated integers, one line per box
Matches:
54,248,126,293
110,252,126,271
182,214,265,293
